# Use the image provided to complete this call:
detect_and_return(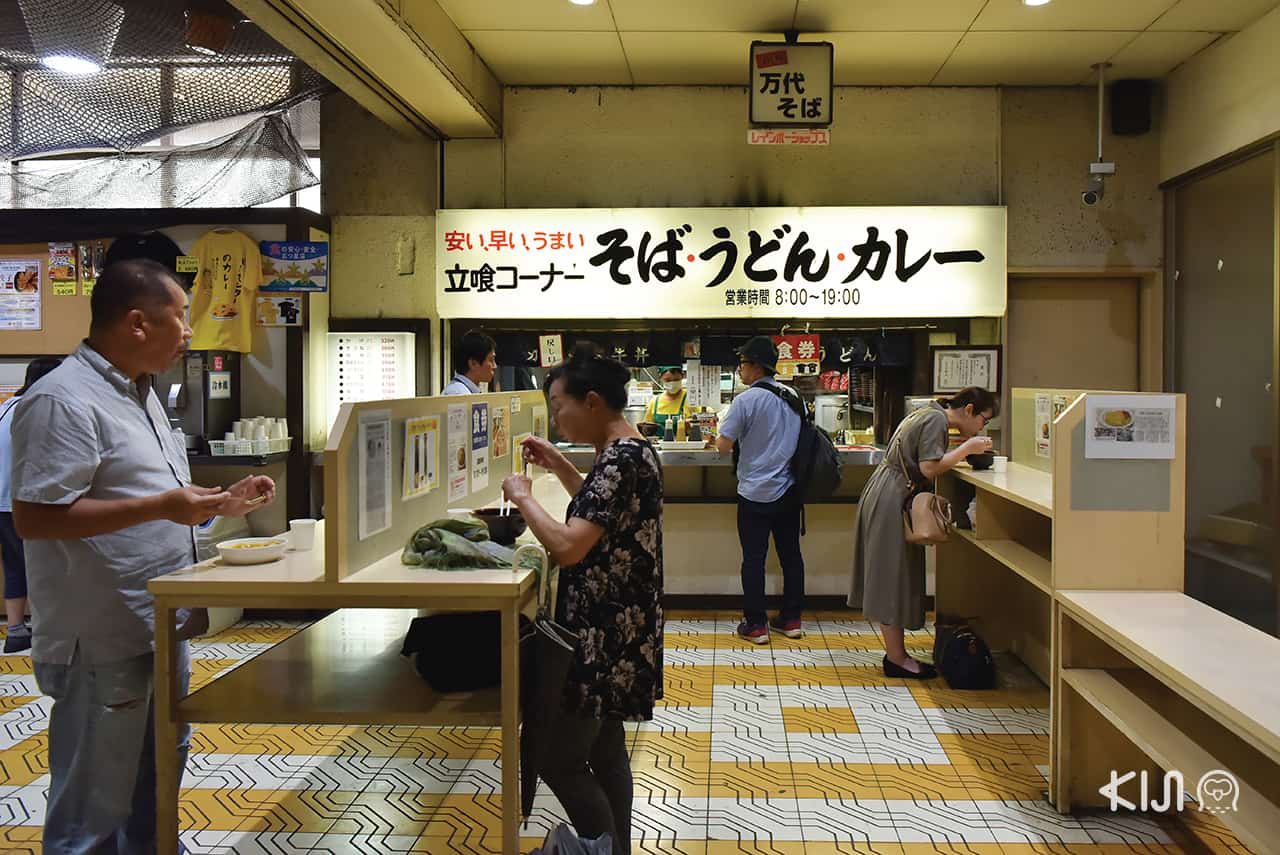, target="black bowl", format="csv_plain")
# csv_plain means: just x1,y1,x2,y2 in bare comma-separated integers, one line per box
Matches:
472,507,528,545
966,452,995,471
